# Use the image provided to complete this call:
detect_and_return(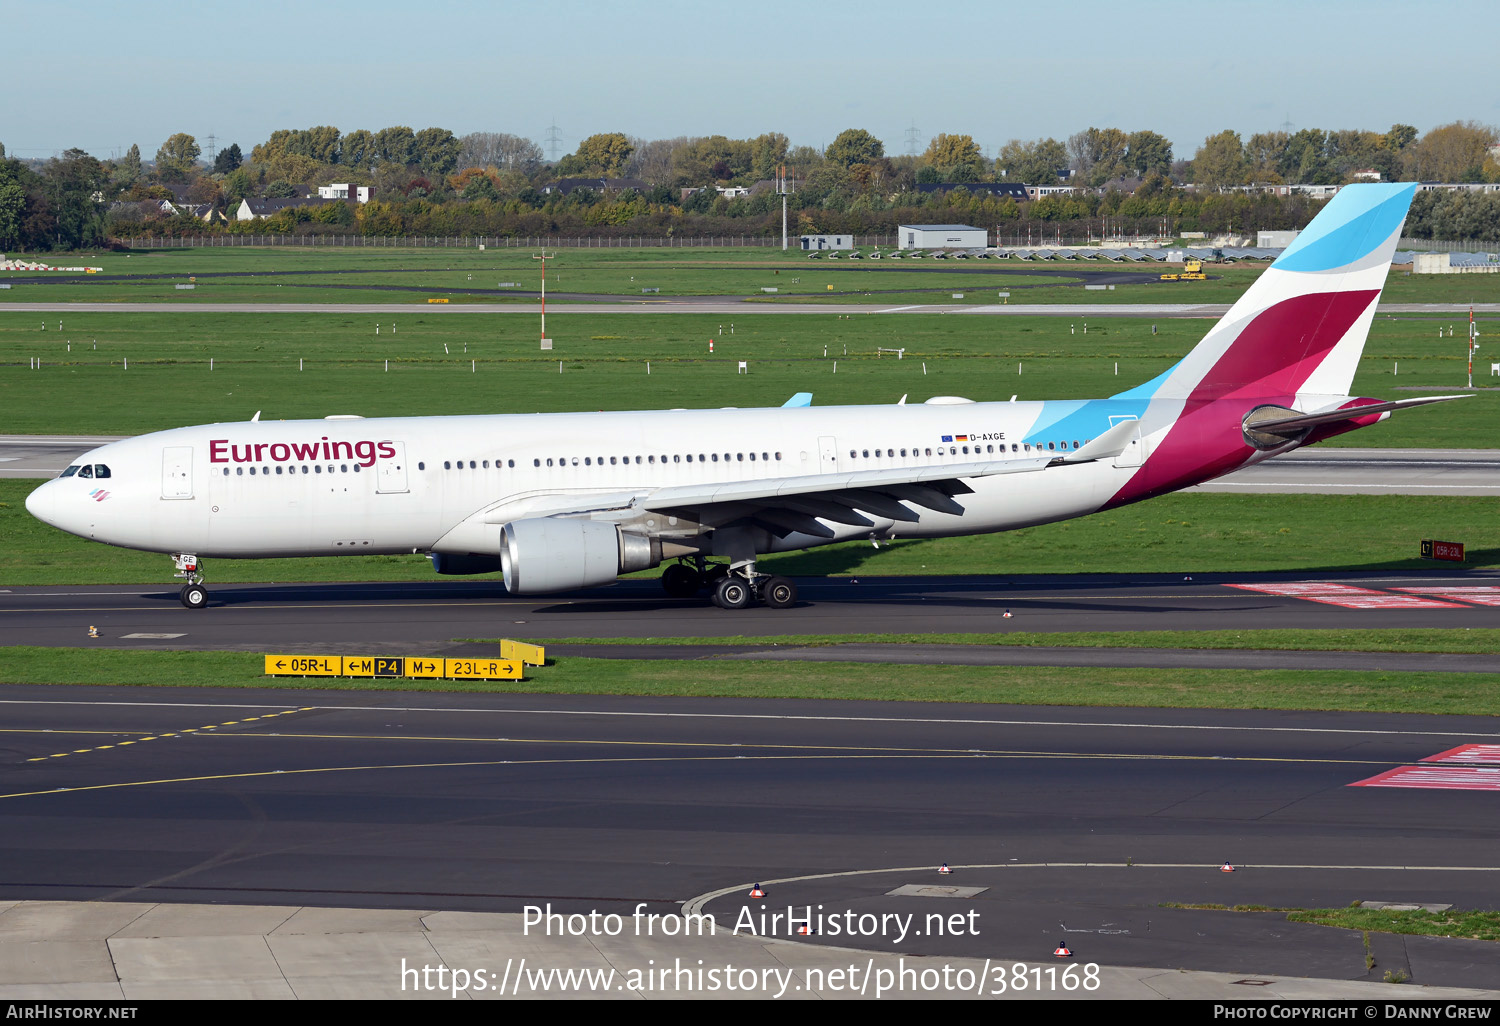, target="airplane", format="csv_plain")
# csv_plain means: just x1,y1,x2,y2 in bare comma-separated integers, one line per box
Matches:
26,183,1466,611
